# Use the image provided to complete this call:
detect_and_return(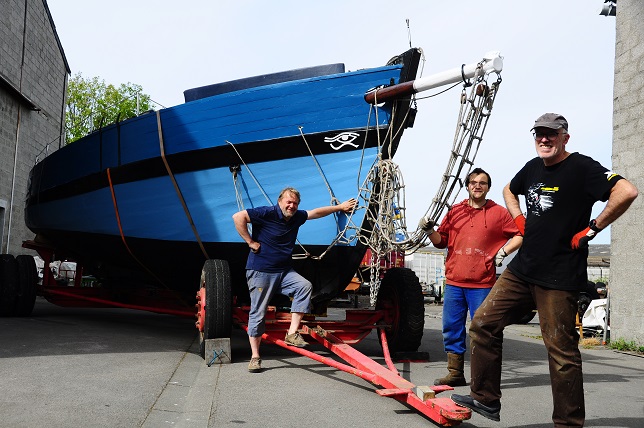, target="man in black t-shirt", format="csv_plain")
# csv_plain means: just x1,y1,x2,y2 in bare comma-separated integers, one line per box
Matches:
452,113,638,427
